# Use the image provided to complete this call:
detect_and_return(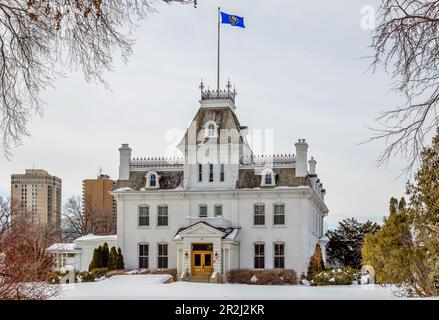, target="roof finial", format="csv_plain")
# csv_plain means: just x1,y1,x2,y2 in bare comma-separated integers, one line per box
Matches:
226,78,232,92
199,78,205,92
